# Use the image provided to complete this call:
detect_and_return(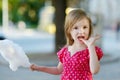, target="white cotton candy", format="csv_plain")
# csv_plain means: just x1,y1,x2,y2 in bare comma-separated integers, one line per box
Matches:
0,39,31,71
